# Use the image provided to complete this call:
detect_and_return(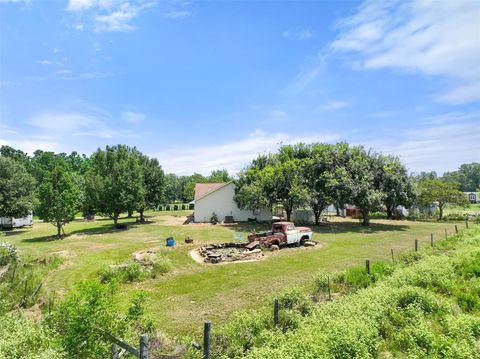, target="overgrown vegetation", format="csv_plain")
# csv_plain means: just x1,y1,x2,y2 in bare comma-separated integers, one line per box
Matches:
181,227,480,358
98,249,173,284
